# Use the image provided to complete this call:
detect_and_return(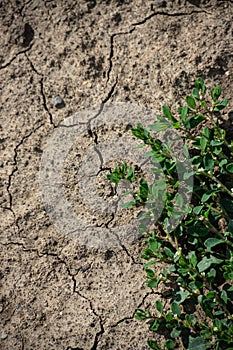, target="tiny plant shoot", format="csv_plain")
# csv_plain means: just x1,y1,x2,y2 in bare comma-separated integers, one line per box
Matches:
107,78,233,350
